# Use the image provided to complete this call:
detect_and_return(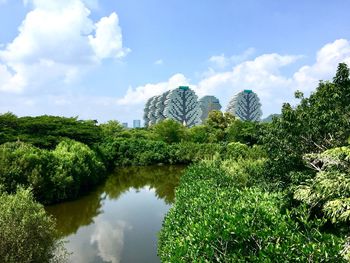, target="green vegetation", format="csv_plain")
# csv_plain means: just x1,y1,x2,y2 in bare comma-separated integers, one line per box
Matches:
158,63,350,262
0,140,105,204
0,188,66,263
159,161,344,262
1,63,350,261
